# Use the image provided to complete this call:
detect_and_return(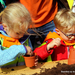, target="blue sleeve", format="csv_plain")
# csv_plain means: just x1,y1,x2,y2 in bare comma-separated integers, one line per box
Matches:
0,45,26,66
